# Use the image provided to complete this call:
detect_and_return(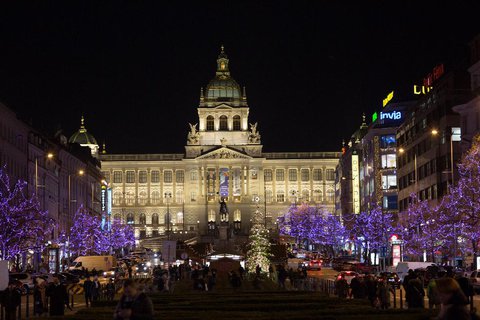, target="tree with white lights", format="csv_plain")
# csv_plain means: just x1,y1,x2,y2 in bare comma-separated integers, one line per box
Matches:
246,208,271,274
